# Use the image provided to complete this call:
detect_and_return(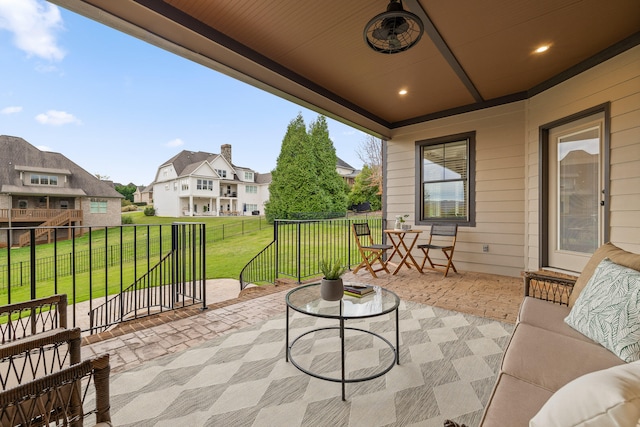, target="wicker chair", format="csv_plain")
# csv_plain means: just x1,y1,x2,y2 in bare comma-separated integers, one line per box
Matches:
0,328,81,391
0,295,68,344
523,271,576,306
0,354,111,427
